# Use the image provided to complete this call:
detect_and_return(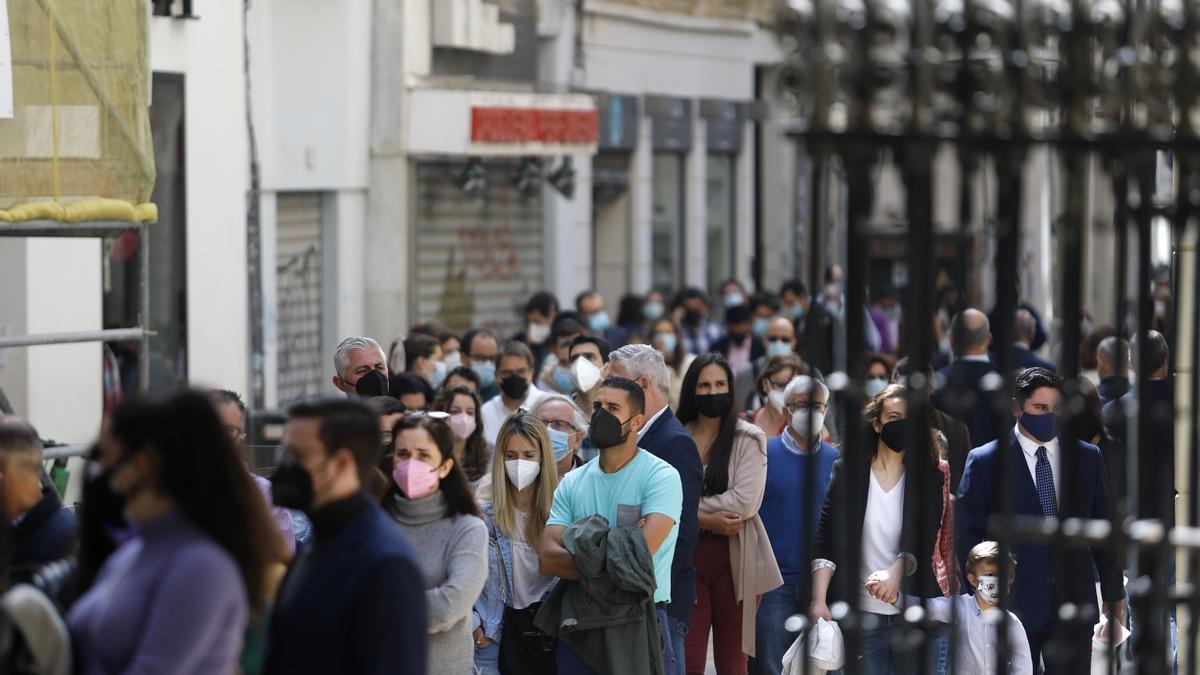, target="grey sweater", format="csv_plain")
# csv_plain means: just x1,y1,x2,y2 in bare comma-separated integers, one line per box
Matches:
388,490,488,675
